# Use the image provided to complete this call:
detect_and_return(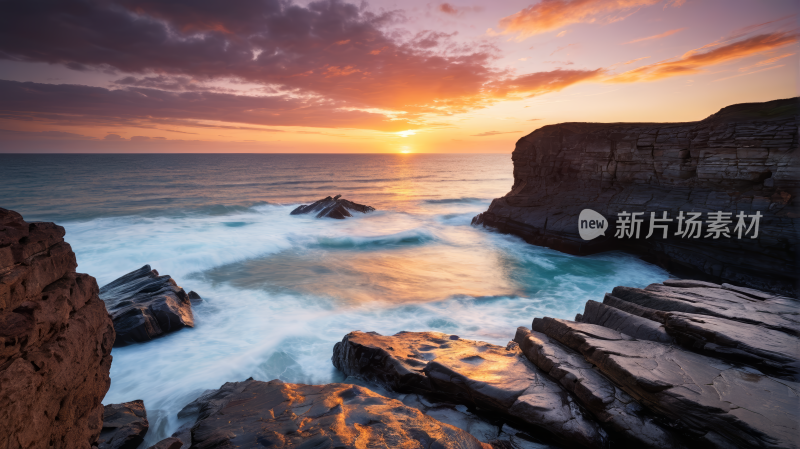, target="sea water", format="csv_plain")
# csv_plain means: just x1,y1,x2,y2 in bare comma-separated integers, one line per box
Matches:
0,153,669,444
